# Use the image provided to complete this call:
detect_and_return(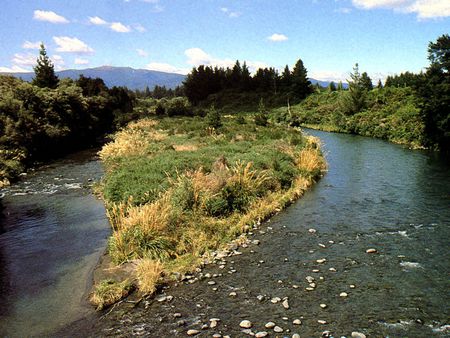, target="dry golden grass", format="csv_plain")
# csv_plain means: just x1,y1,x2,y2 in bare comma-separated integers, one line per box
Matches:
99,119,167,161
136,259,163,295
296,136,327,173
173,144,199,152
90,279,132,310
